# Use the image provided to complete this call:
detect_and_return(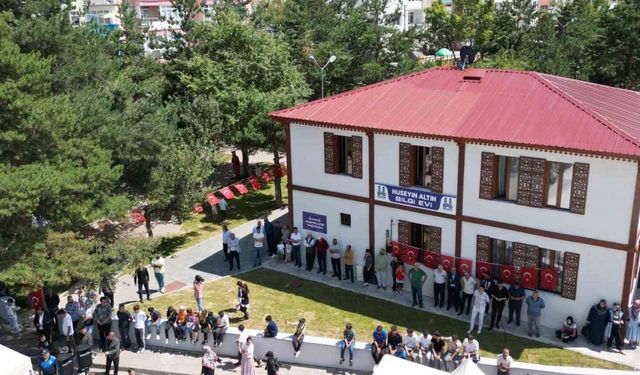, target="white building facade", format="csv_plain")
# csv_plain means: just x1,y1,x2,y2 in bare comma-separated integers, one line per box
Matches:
273,68,640,333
